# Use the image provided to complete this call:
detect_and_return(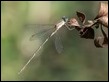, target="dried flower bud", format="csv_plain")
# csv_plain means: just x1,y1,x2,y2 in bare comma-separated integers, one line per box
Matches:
94,2,108,28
